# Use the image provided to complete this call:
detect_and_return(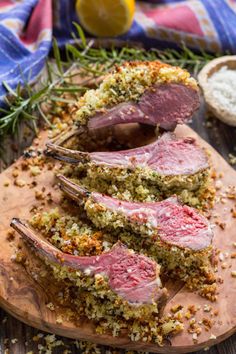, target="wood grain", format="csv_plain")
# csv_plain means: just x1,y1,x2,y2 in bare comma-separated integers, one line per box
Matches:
0,122,235,353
